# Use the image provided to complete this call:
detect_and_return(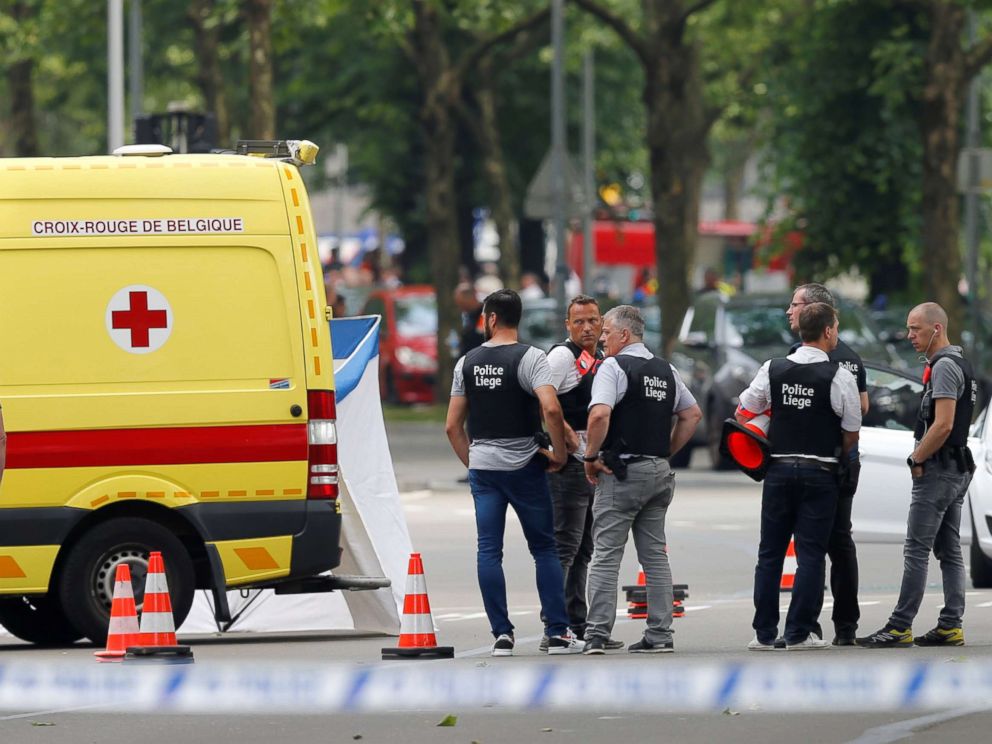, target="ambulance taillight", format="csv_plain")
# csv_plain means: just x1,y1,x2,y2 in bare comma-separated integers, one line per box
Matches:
306,390,339,499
